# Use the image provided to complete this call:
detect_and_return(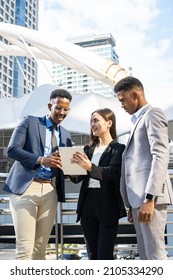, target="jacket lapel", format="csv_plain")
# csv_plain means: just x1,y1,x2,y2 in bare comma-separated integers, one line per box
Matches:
38,116,46,149
99,141,115,163
125,105,152,150
59,126,65,147
87,144,95,160
87,141,116,164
